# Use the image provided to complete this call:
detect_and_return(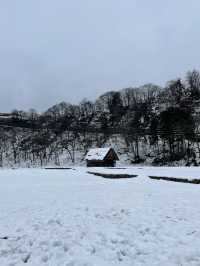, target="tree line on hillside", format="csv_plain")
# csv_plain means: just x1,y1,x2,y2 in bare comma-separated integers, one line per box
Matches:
0,70,200,167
